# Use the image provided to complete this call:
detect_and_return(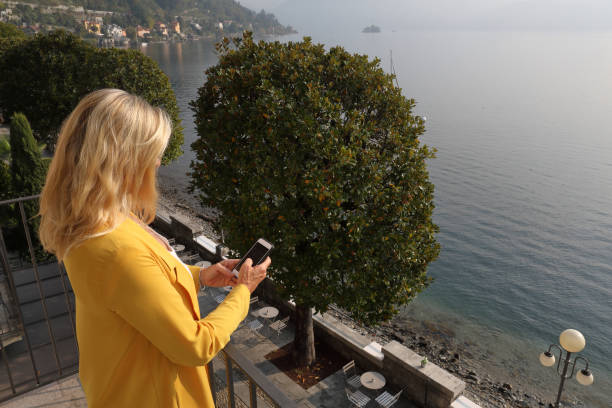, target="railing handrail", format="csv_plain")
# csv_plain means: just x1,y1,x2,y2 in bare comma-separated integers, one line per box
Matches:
223,343,299,408
0,194,41,206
